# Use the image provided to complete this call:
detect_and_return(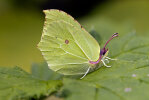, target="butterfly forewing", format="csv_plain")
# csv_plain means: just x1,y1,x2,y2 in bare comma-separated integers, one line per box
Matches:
38,10,100,75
